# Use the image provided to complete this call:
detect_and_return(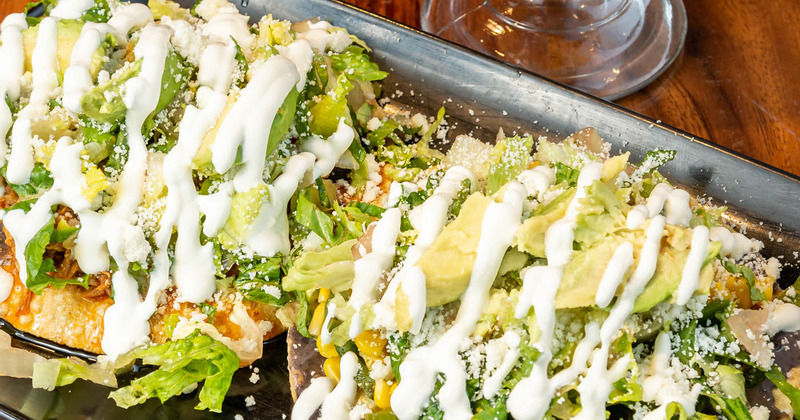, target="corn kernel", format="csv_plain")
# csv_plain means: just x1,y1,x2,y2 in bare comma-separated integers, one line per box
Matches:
355,330,388,359
323,356,341,383
308,303,326,336
317,335,339,358
318,288,331,303
374,379,395,409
